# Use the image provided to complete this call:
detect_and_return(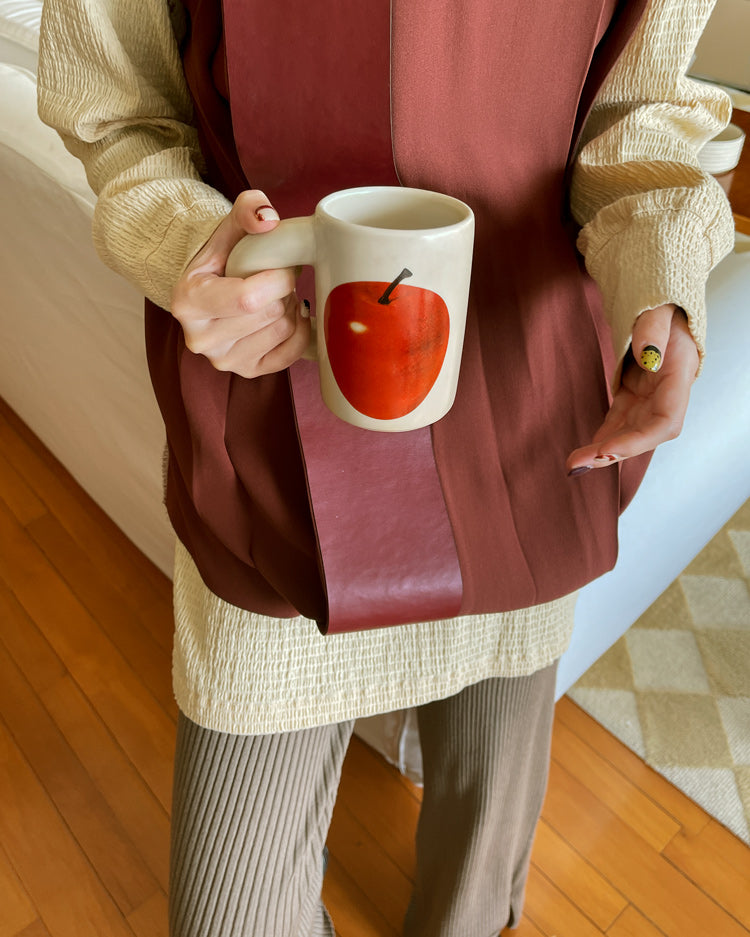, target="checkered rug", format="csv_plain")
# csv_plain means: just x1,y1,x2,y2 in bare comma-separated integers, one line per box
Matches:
569,499,750,844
